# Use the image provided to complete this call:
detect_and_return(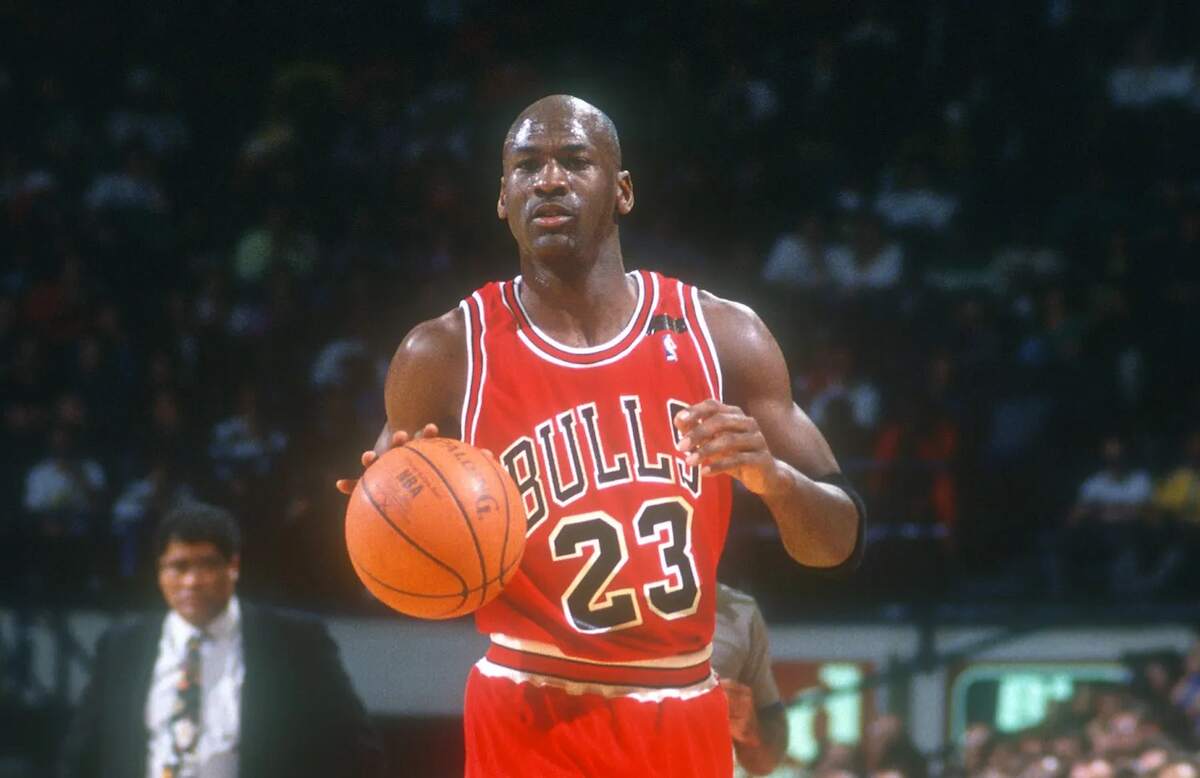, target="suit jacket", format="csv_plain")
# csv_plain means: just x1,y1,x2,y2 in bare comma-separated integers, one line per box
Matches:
59,603,381,778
